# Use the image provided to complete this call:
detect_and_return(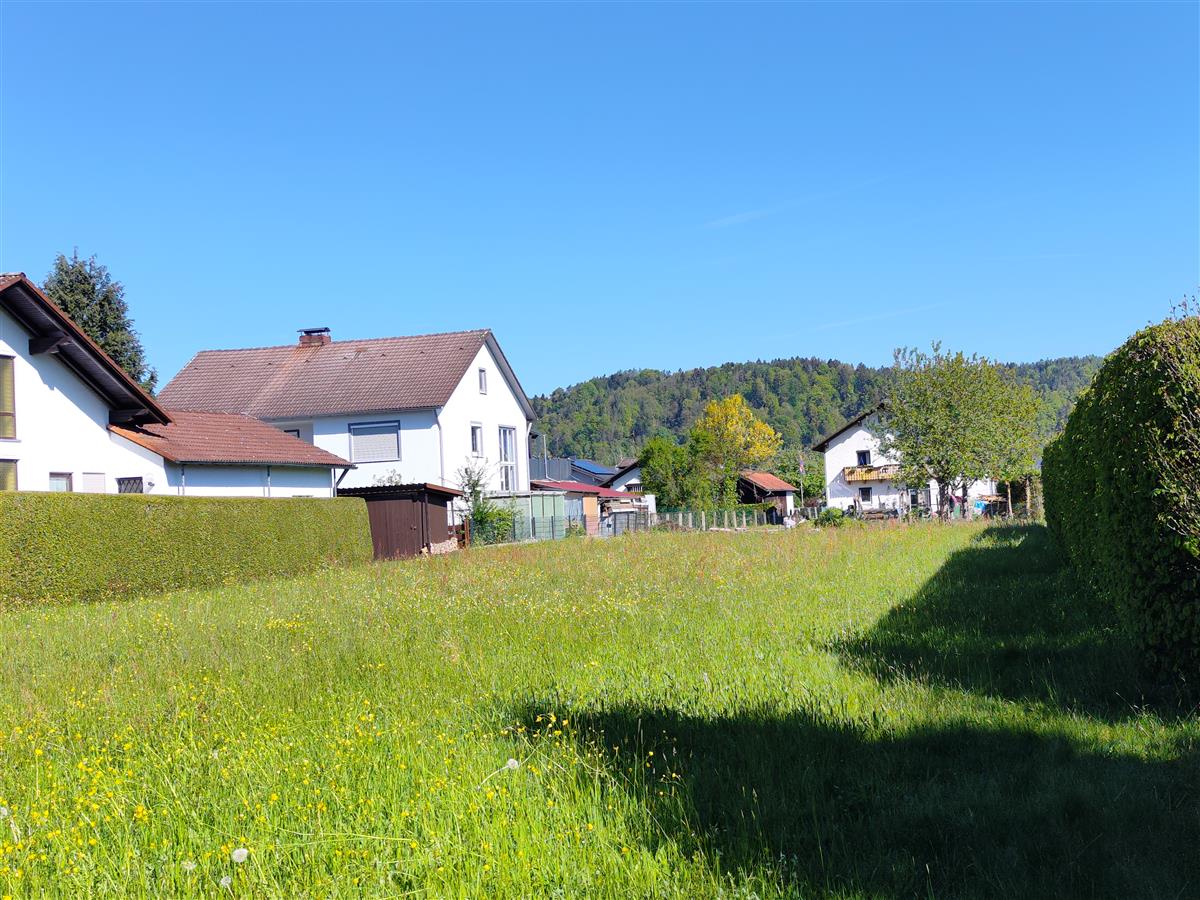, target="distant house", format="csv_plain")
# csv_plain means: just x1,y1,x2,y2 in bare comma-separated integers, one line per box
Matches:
0,273,347,496
737,471,796,523
813,405,996,514
603,459,644,493
160,327,535,497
